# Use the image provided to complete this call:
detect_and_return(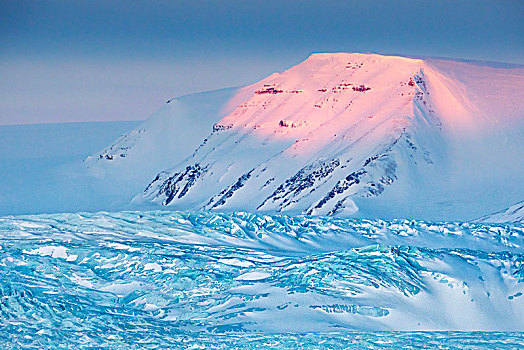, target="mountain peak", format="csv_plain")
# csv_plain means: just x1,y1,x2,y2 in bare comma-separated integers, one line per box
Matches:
88,54,524,220
302,52,423,65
